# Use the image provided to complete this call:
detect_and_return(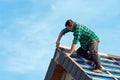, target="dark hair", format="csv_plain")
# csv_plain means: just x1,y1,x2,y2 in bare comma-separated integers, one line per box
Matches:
65,19,74,27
